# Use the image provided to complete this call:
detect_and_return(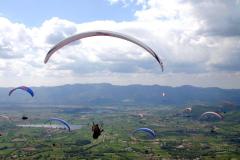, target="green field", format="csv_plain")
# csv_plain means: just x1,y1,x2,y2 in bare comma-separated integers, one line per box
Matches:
0,105,239,159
